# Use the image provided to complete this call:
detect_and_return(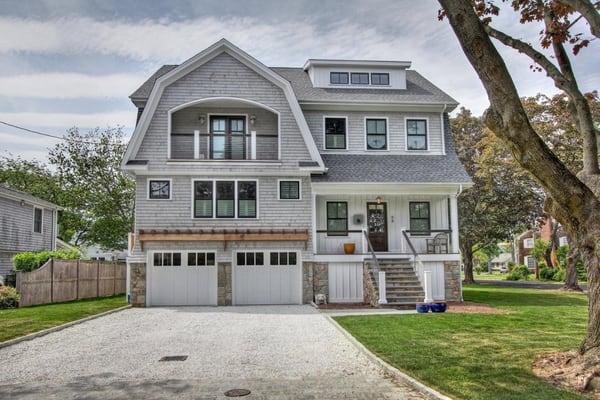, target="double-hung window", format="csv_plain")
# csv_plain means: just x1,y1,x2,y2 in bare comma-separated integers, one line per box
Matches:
279,180,301,200
371,73,389,85
409,202,431,235
330,72,349,84
148,179,171,200
33,207,43,234
366,118,387,150
193,180,257,218
326,202,348,236
406,119,428,150
351,73,369,85
324,117,346,149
